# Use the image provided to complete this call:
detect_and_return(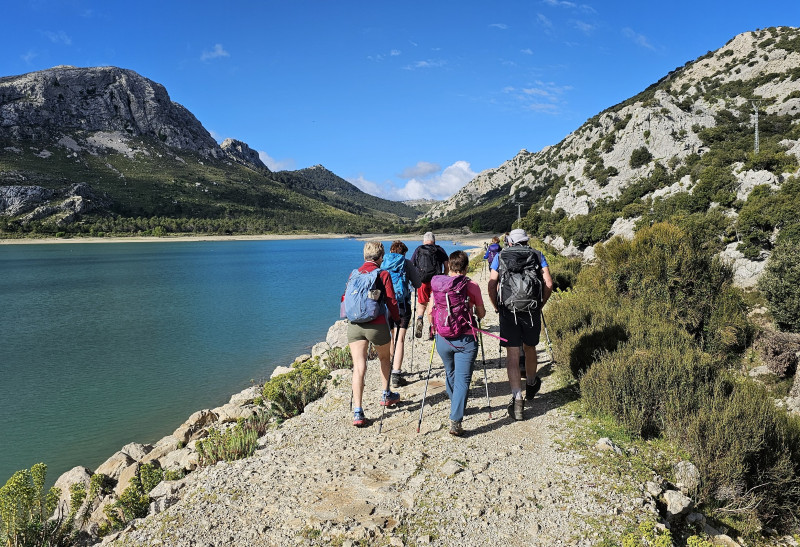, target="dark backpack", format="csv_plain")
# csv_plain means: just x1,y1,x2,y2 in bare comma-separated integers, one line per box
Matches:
486,243,501,265
414,244,441,283
430,274,474,338
498,246,543,314
381,252,409,306
343,268,384,323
